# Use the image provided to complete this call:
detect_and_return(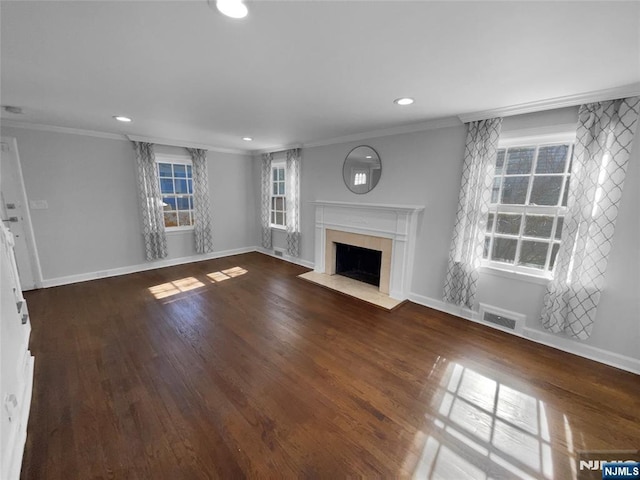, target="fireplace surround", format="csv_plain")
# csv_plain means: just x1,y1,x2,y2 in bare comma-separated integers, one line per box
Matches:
312,201,424,301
